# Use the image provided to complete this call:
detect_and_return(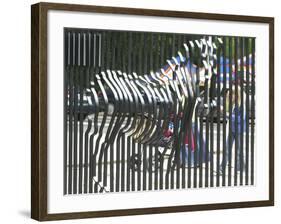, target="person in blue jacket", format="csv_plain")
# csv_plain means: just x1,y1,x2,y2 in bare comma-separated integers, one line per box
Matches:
220,85,246,173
